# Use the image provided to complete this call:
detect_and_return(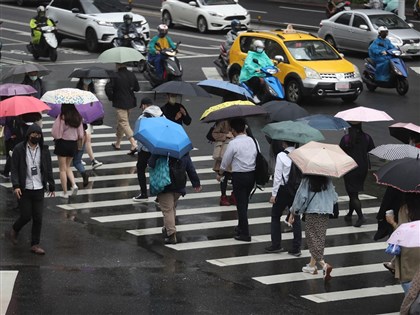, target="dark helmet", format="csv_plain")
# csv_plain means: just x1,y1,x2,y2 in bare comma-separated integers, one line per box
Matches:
231,19,241,33
37,5,46,17
123,14,133,25
157,24,168,37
